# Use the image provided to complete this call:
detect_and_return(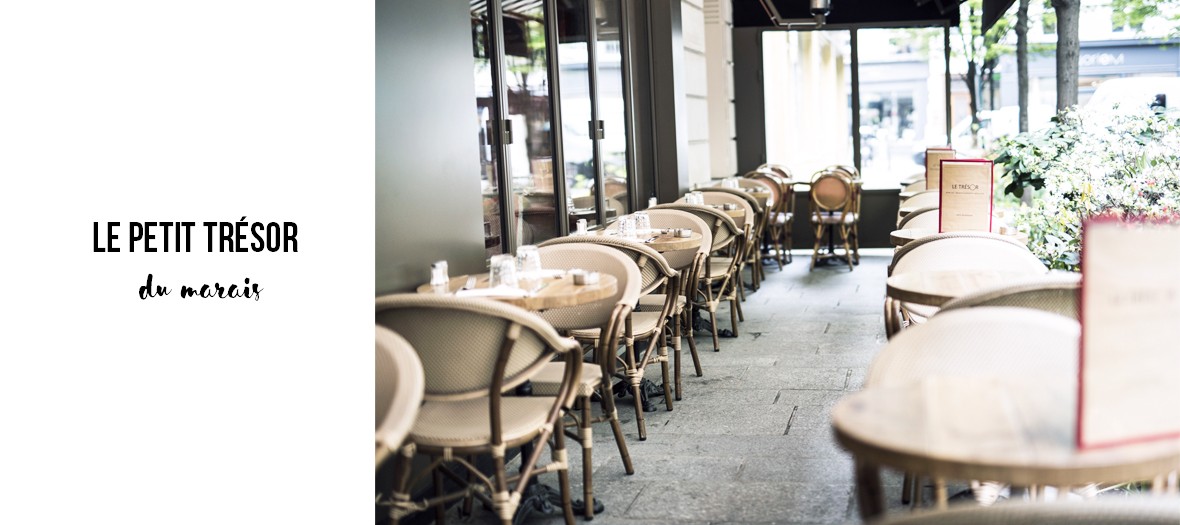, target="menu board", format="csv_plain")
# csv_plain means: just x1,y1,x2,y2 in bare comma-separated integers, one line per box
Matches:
937,159,994,233
925,147,955,190
1078,217,1180,449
